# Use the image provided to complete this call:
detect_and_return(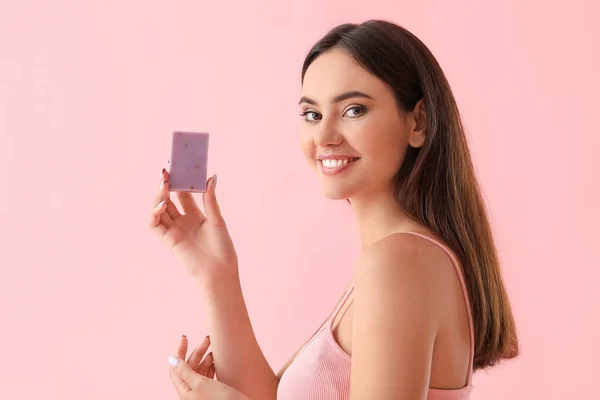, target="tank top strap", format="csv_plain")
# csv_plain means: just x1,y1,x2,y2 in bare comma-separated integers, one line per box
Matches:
327,284,355,329
399,231,475,385
299,283,355,352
